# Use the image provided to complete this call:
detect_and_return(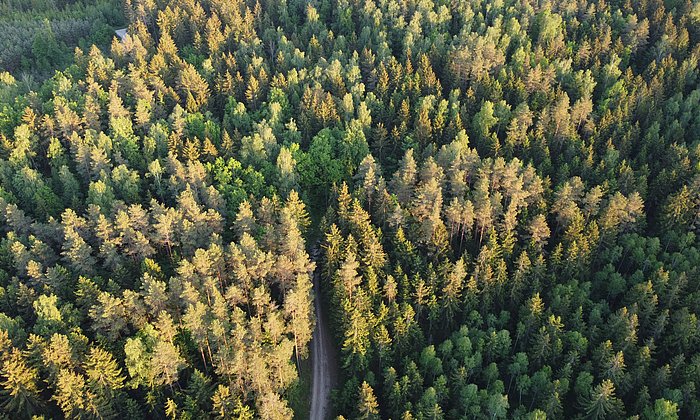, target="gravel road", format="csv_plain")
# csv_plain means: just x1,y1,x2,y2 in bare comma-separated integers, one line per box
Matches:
309,247,334,420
